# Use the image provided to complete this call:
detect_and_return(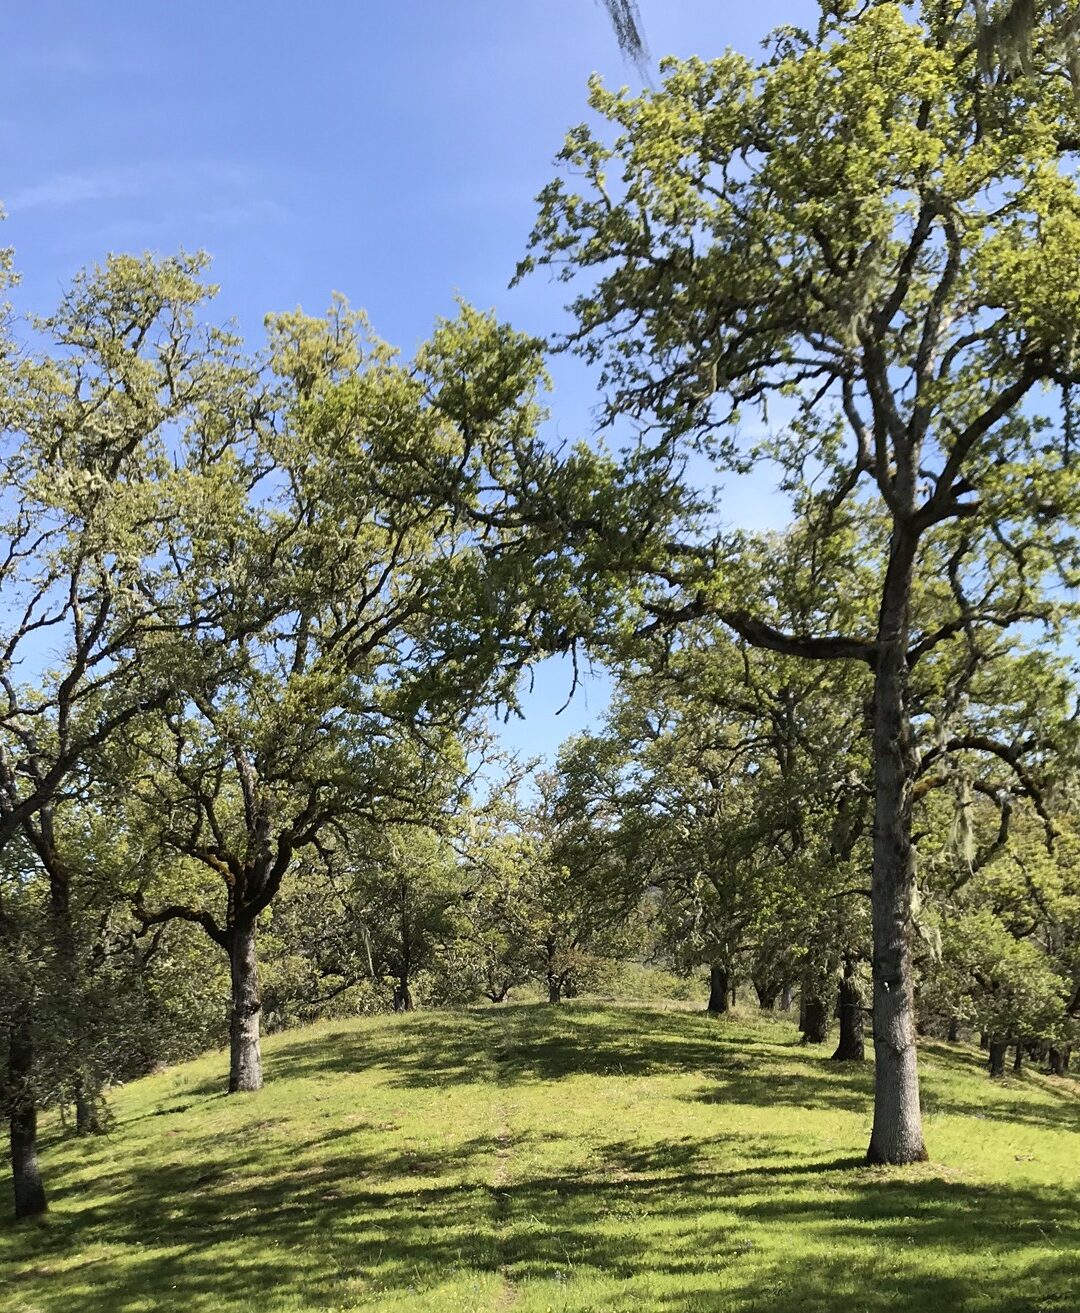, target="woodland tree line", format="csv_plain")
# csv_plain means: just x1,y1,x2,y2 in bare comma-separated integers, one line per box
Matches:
4,0,1080,1220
